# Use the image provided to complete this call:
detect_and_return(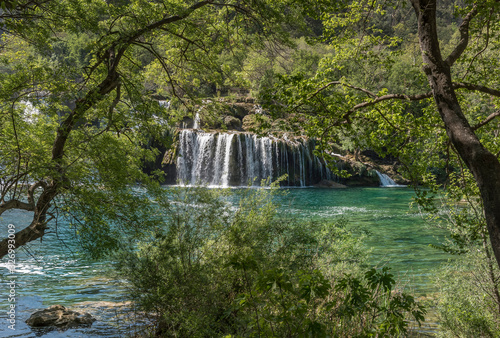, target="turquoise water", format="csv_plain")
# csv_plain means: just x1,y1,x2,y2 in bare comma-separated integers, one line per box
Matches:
0,187,449,336
274,188,450,295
